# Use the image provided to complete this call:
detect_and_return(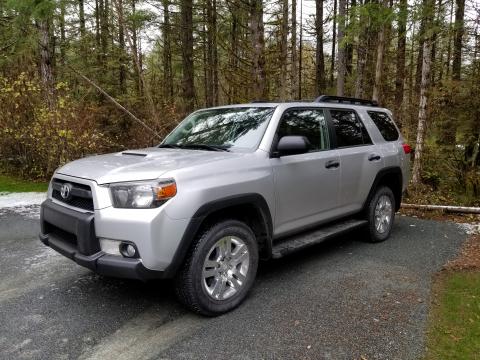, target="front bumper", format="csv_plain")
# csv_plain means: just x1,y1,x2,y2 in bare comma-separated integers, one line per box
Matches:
39,199,165,280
